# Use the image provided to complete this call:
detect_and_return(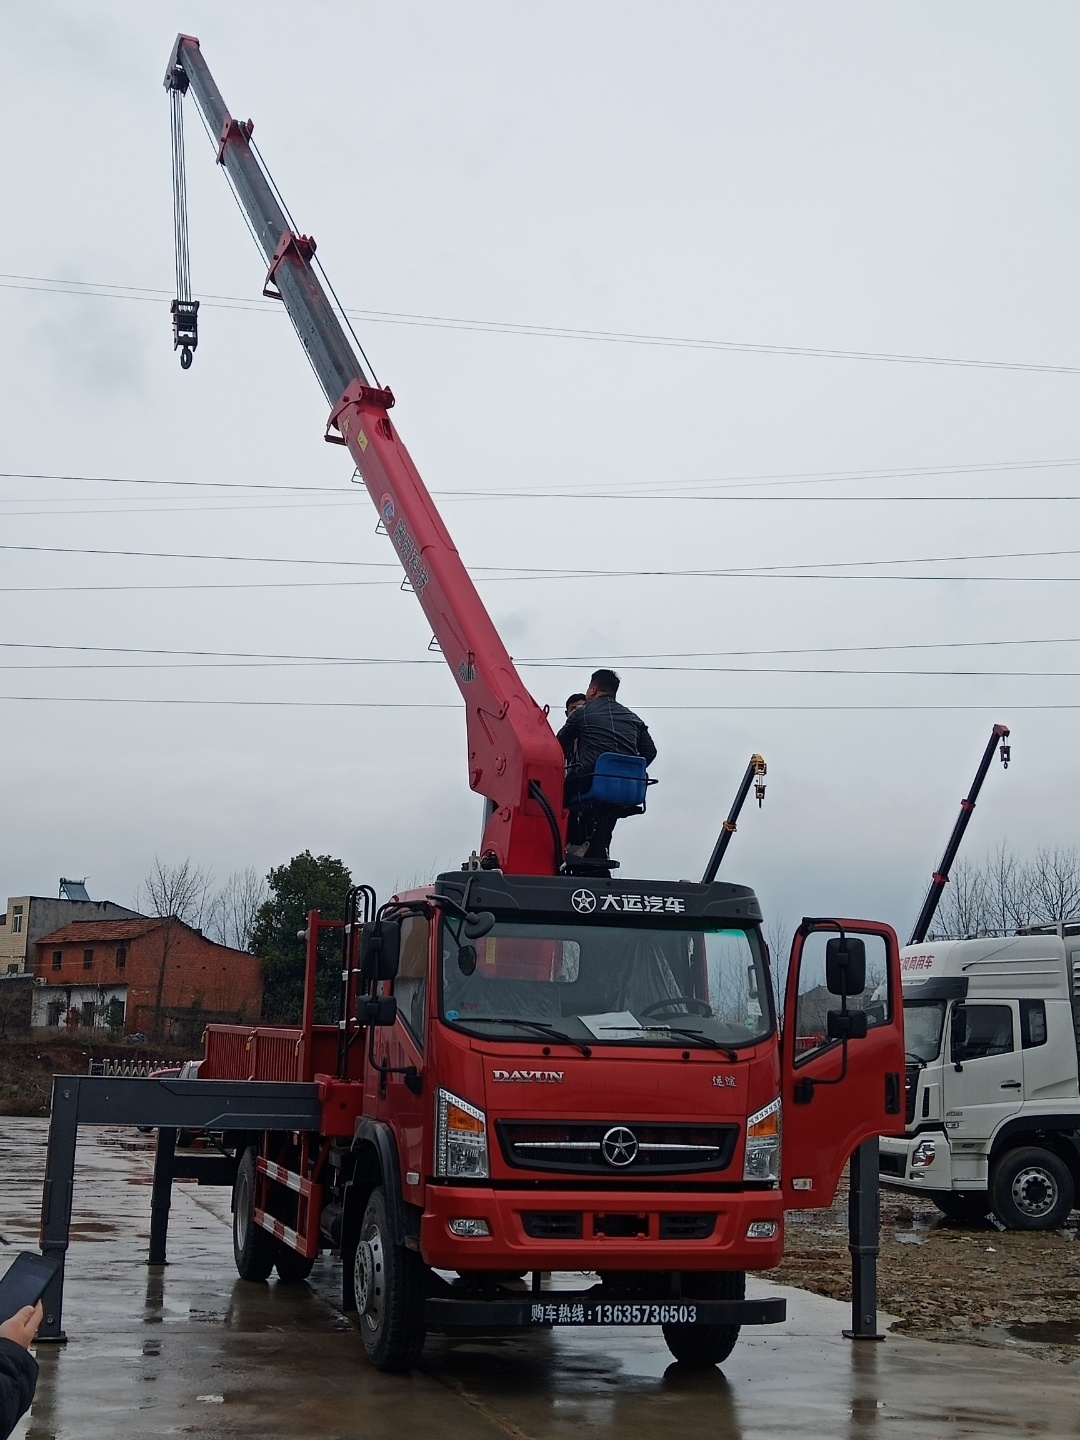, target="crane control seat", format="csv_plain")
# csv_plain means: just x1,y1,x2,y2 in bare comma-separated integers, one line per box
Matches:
572,753,656,817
